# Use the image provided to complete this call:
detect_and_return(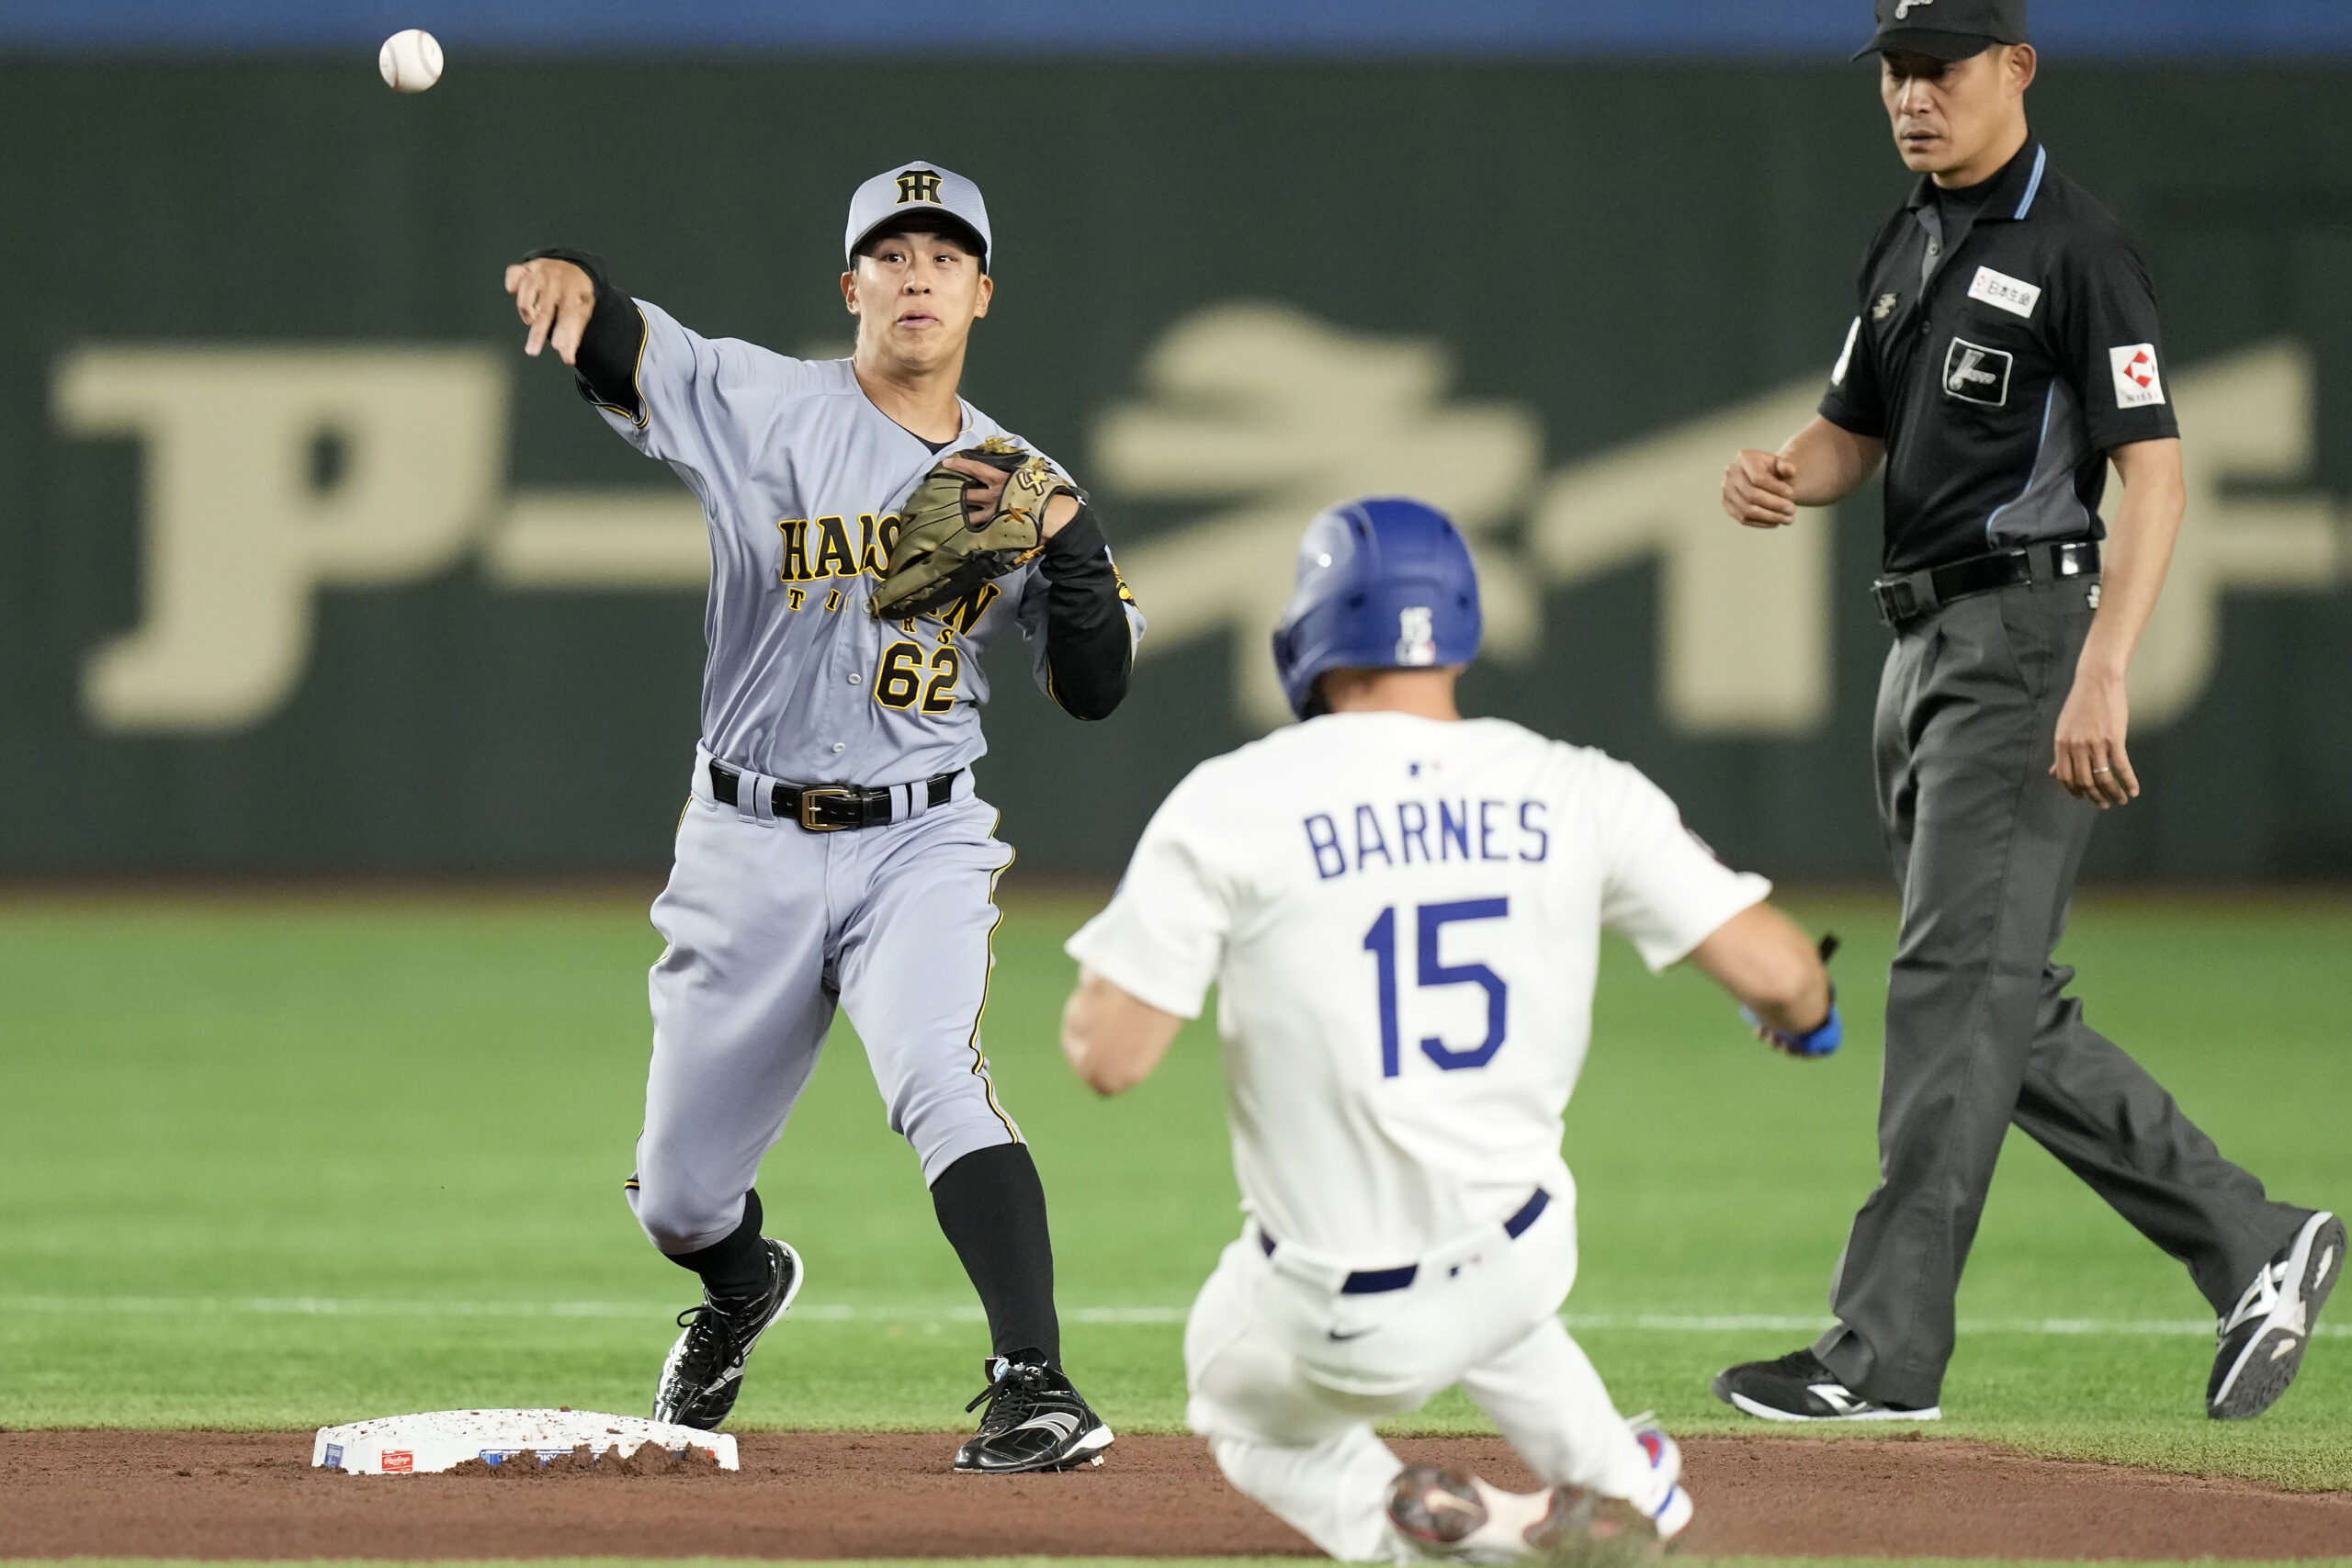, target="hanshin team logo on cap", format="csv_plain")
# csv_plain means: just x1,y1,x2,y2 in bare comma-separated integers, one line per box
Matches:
844,160,995,271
